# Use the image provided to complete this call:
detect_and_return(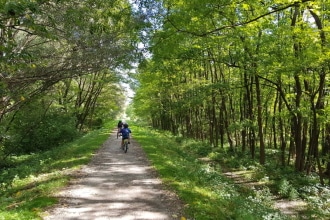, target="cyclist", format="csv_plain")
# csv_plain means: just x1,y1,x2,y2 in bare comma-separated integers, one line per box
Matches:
117,120,123,137
120,123,131,148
